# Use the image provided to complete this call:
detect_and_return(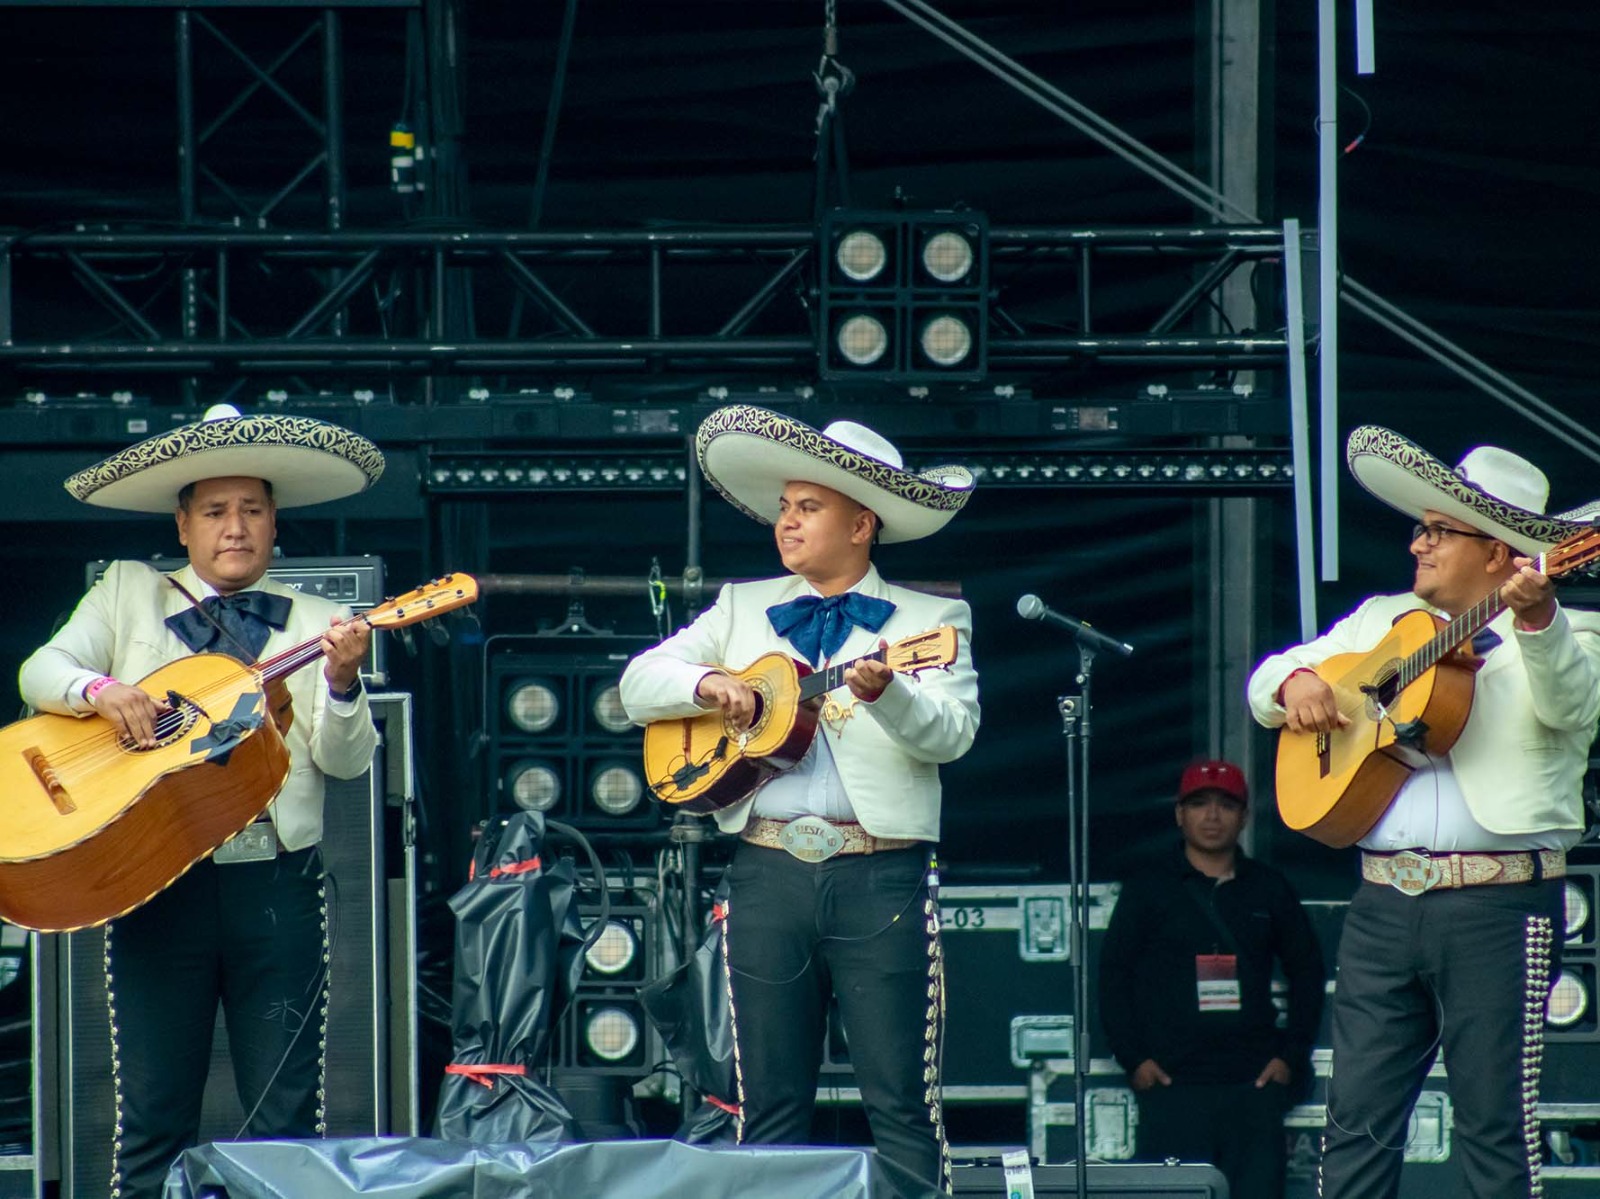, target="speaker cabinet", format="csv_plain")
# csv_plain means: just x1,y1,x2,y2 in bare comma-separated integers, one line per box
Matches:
38,693,416,1199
